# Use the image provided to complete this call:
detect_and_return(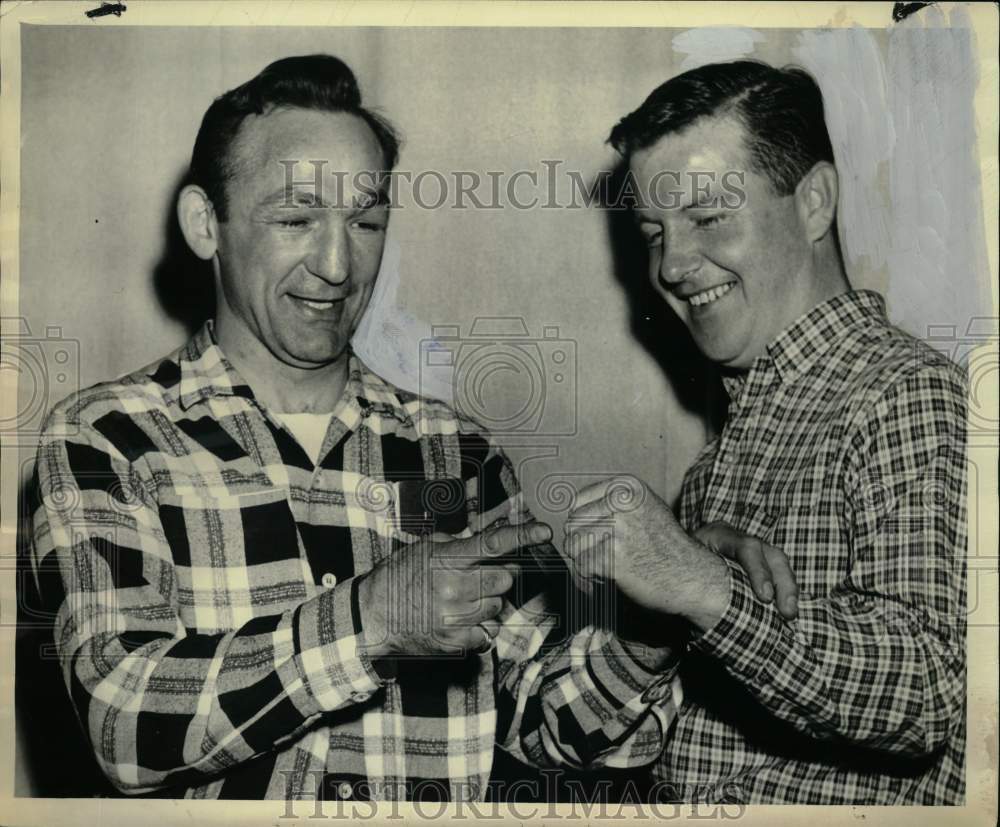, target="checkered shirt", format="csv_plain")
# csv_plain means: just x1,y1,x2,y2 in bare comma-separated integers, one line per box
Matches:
655,290,968,804
30,322,681,800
